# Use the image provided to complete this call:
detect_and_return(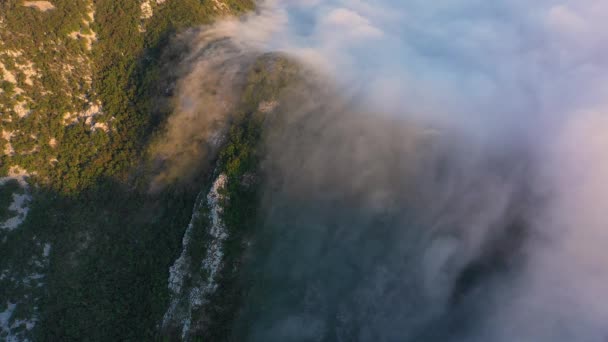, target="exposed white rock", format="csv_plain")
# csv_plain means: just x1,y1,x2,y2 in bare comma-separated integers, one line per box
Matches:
0,166,30,187
0,53,39,90
140,1,153,20
0,302,17,340
67,3,98,51
43,243,51,258
81,102,101,118
68,30,97,51
63,101,103,126
2,130,14,156
0,61,16,84
61,57,92,90
61,63,74,74
2,193,31,231
258,100,278,113
2,50,22,58
163,195,201,334
13,101,30,118
22,1,55,12
162,173,230,338
15,60,37,86
93,121,108,132
201,174,229,292
87,6,95,22
167,192,203,295
0,166,32,231
0,299,36,341
0,301,37,341
212,0,229,13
